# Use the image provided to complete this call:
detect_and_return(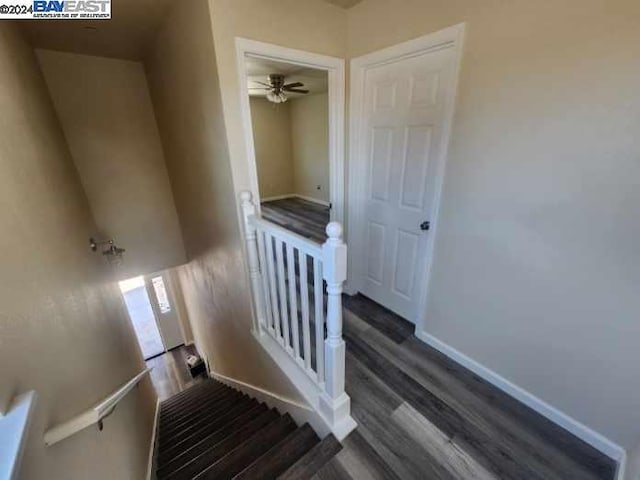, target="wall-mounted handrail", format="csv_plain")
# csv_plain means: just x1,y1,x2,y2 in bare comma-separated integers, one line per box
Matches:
44,367,151,447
